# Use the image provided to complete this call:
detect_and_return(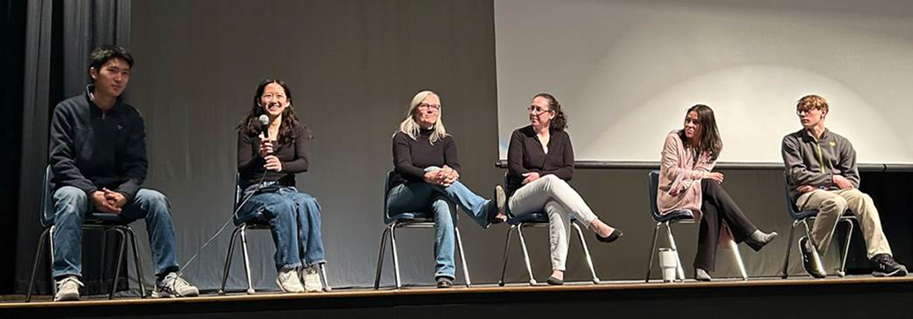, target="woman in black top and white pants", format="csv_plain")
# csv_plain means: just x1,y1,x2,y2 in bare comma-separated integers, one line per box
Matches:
506,93,622,285
236,79,325,293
